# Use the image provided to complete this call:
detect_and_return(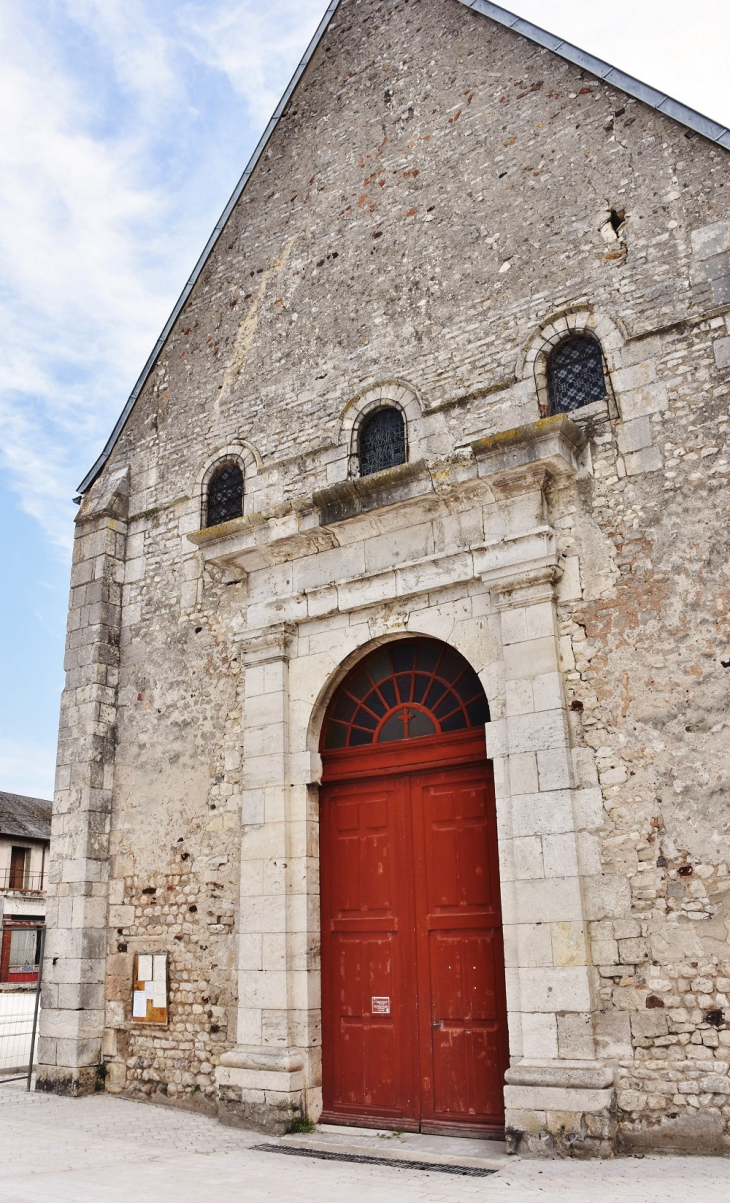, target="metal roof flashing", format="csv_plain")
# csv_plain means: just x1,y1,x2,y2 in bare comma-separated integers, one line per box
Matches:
77,0,730,494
